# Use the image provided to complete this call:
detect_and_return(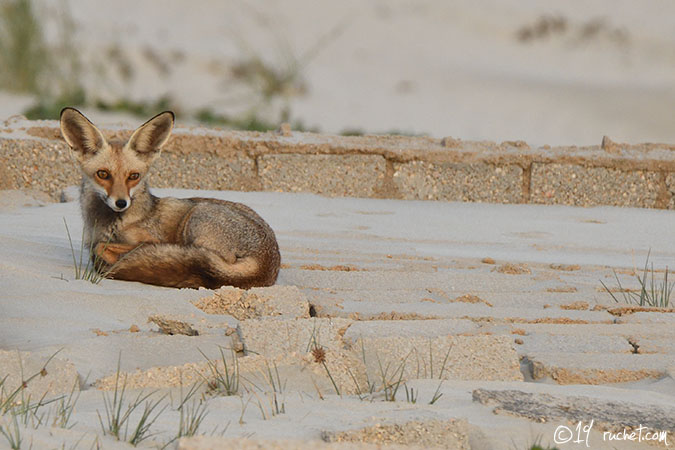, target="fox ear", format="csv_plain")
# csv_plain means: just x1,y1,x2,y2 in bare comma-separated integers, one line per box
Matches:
127,111,174,158
60,107,107,158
